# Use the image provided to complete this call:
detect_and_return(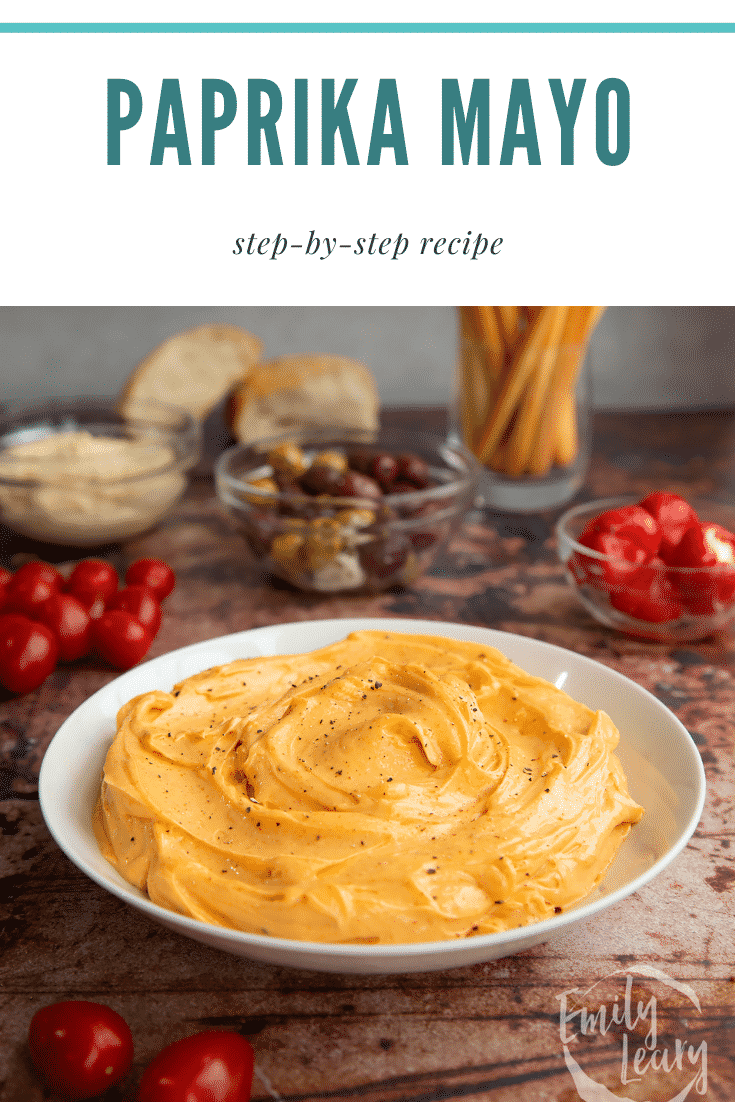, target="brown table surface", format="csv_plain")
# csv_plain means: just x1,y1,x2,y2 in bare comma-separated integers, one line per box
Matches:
1,408,734,1102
